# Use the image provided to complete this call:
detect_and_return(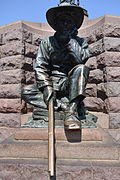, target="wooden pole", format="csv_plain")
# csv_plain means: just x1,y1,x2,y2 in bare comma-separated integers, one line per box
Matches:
48,97,55,176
